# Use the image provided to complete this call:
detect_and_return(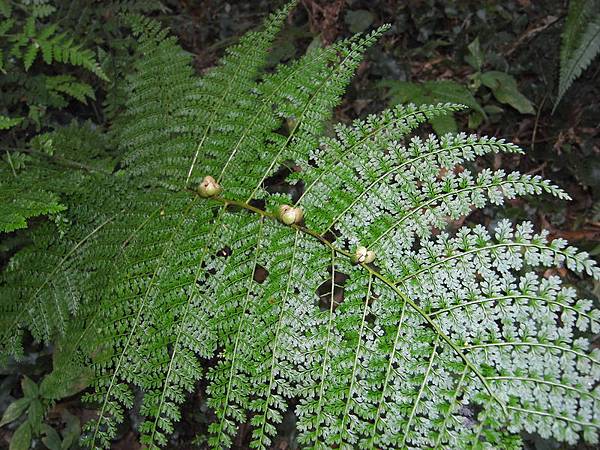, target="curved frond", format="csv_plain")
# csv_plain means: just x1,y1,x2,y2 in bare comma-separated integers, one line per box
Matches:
2,4,600,450
555,0,600,109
